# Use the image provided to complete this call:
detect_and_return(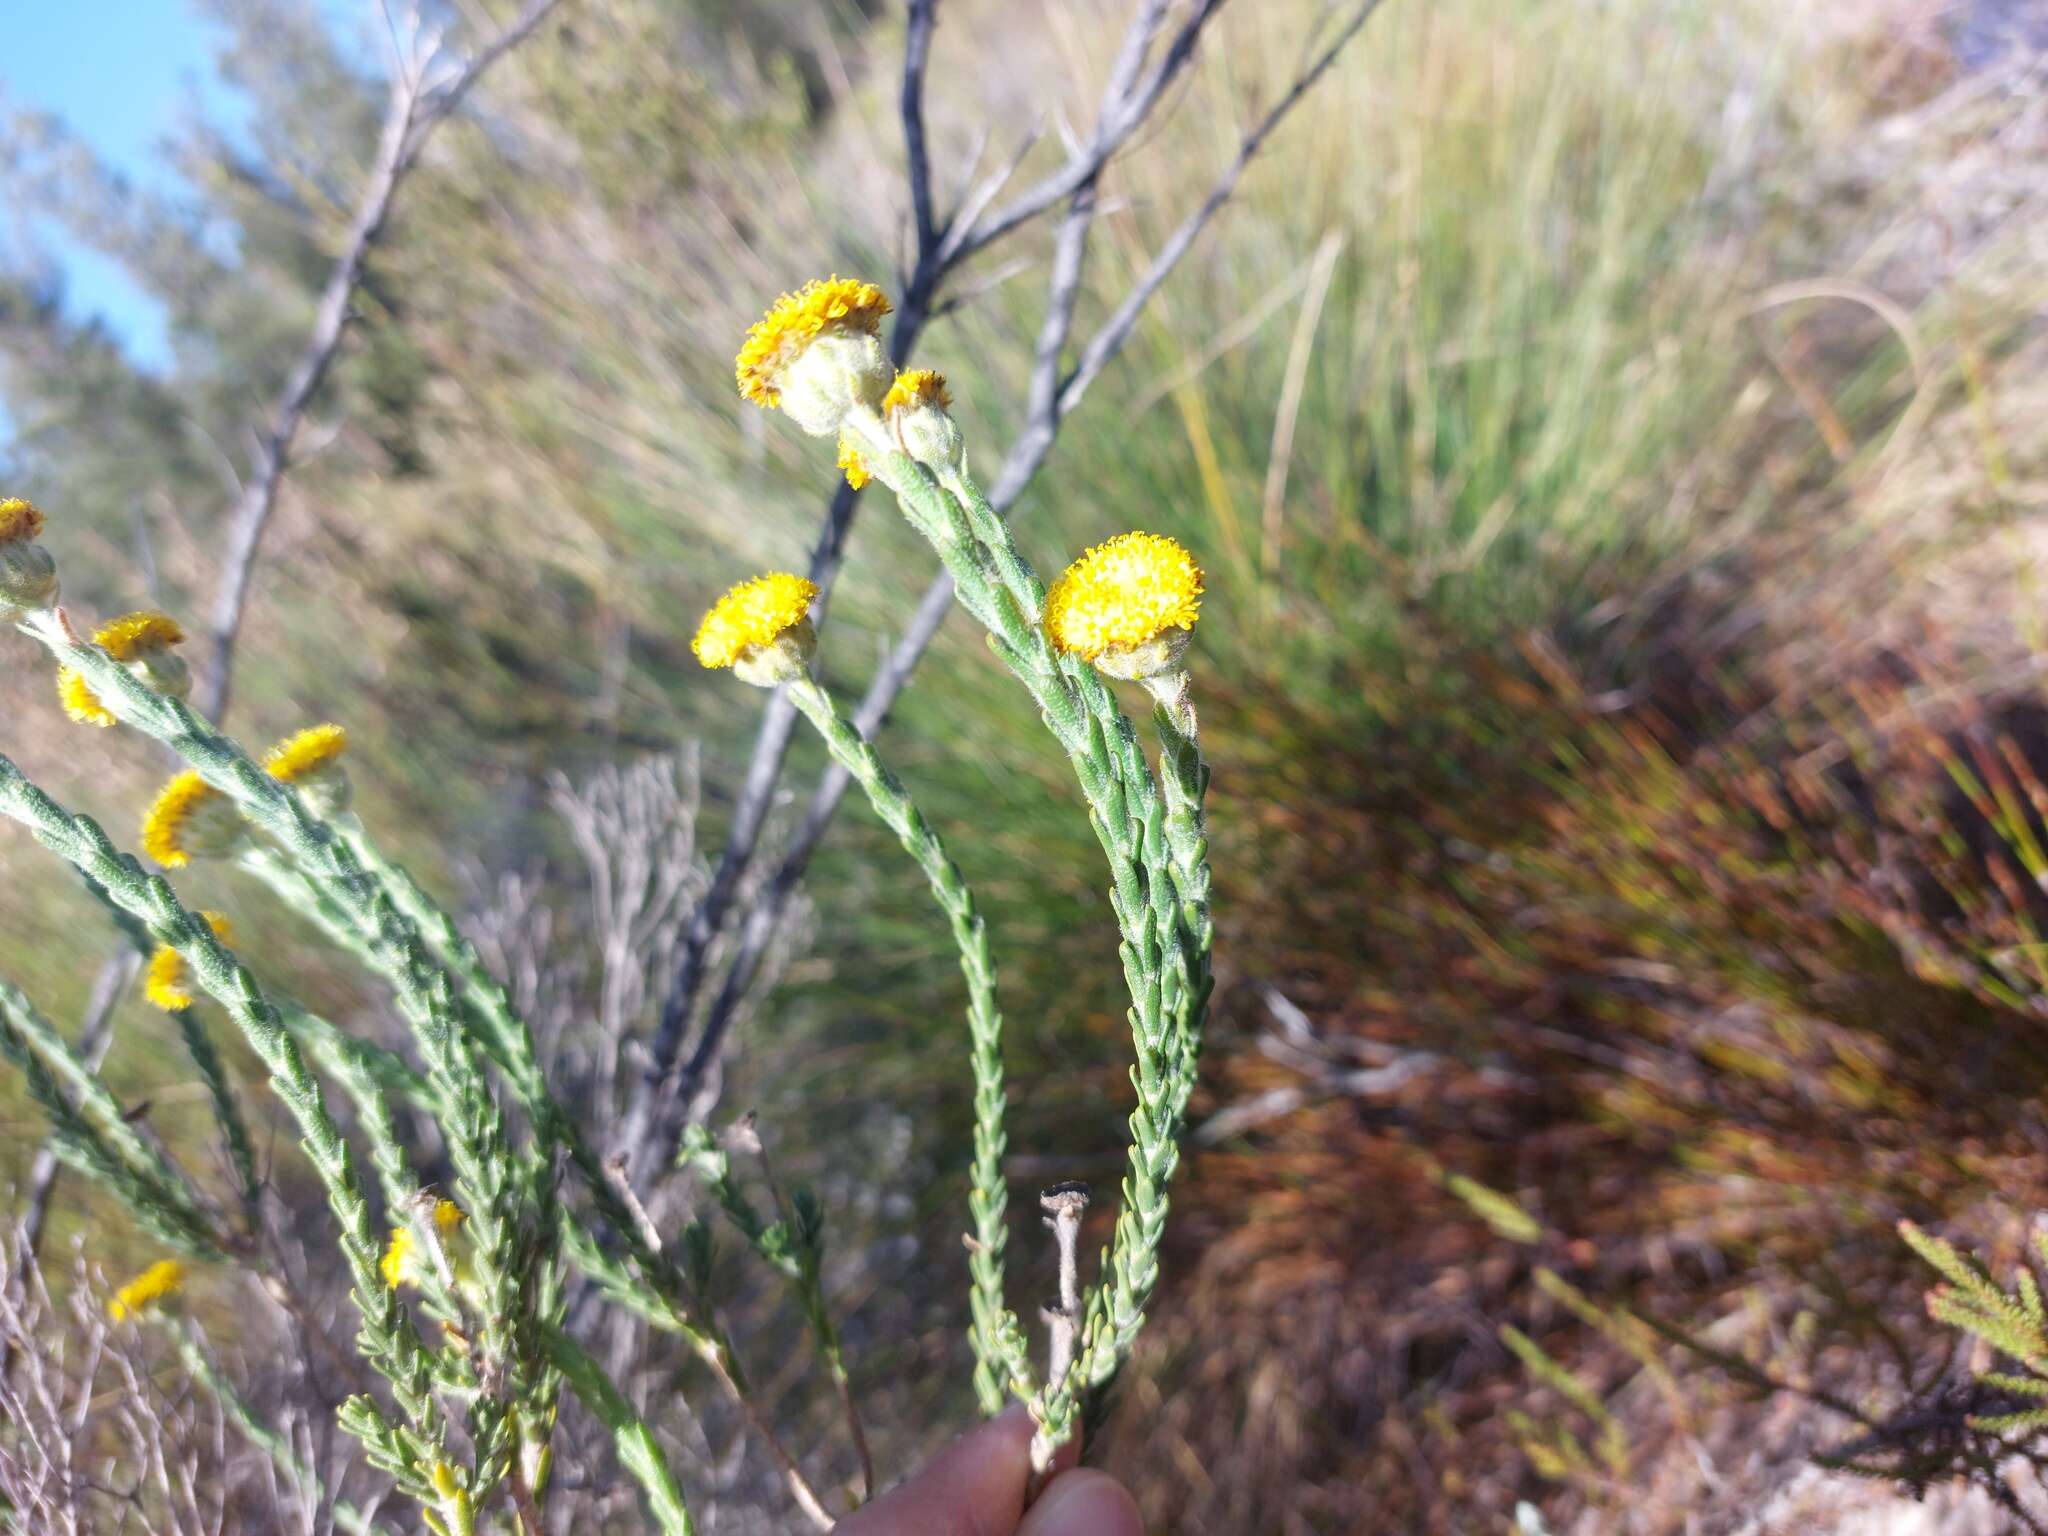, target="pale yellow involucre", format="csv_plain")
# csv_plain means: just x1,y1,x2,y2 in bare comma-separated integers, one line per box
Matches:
57,611,186,727
735,277,890,408
143,771,225,869
0,496,44,543
264,723,347,783
692,573,819,669
144,912,235,1011
109,1258,184,1321
1043,532,1205,661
